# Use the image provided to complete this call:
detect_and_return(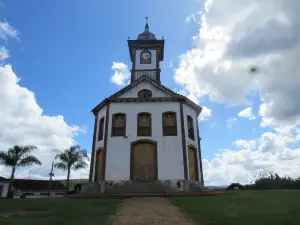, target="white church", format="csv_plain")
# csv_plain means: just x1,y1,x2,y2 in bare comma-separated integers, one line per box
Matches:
87,20,204,194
